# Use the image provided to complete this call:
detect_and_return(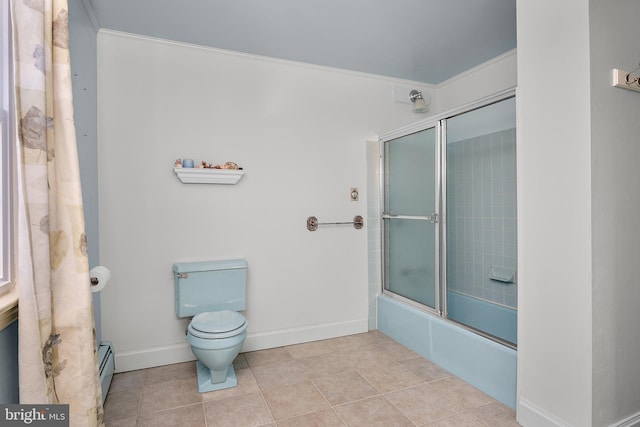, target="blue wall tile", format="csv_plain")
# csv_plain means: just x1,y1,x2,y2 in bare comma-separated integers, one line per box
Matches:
446,128,517,310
